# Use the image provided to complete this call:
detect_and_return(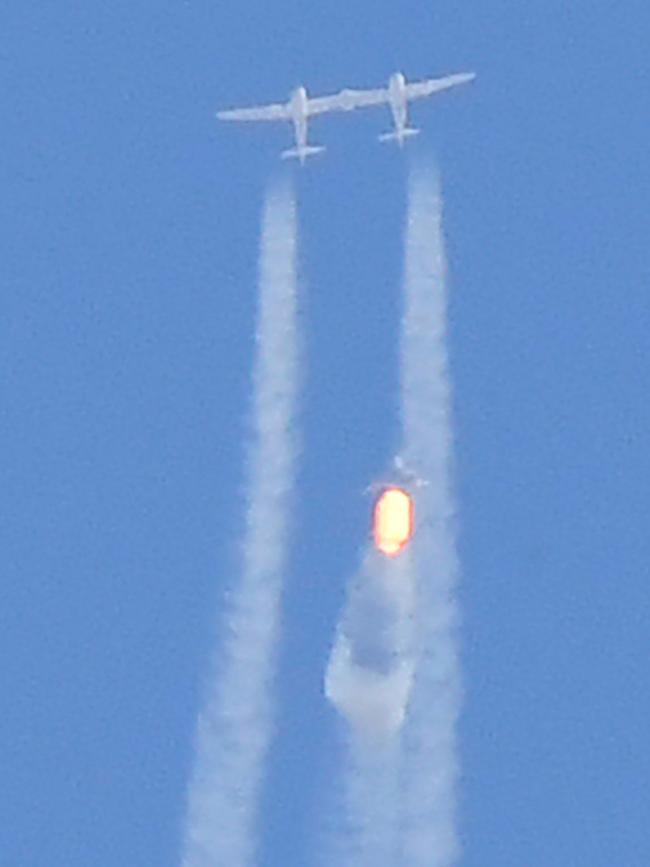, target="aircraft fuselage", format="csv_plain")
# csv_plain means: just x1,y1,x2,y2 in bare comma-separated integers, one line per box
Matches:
289,87,309,151
387,72,409,142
